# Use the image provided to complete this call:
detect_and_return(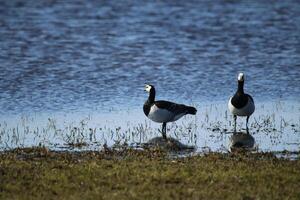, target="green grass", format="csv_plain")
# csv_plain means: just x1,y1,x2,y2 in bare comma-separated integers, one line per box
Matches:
1,148,300,200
